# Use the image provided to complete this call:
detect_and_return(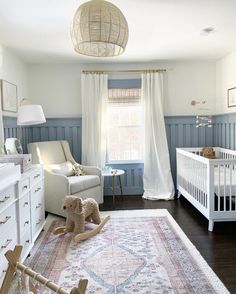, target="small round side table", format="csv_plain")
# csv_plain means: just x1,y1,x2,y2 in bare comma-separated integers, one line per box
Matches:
102,169,125,206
